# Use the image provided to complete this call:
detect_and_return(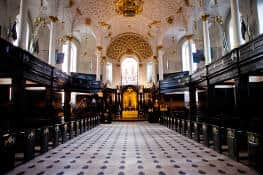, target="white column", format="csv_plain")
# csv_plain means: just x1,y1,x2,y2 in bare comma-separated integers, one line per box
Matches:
17,0,27,48
48,17,58,65
66,41,72,74
158,46,164,81
96,46,102,81
230,0,242,48
202,14,212,65
152,56,157,84
186,34,193,74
